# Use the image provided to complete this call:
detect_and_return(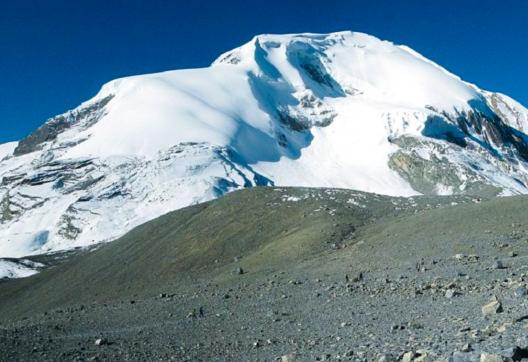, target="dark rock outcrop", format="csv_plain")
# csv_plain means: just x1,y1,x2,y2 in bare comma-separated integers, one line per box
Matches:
14,95,113,156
